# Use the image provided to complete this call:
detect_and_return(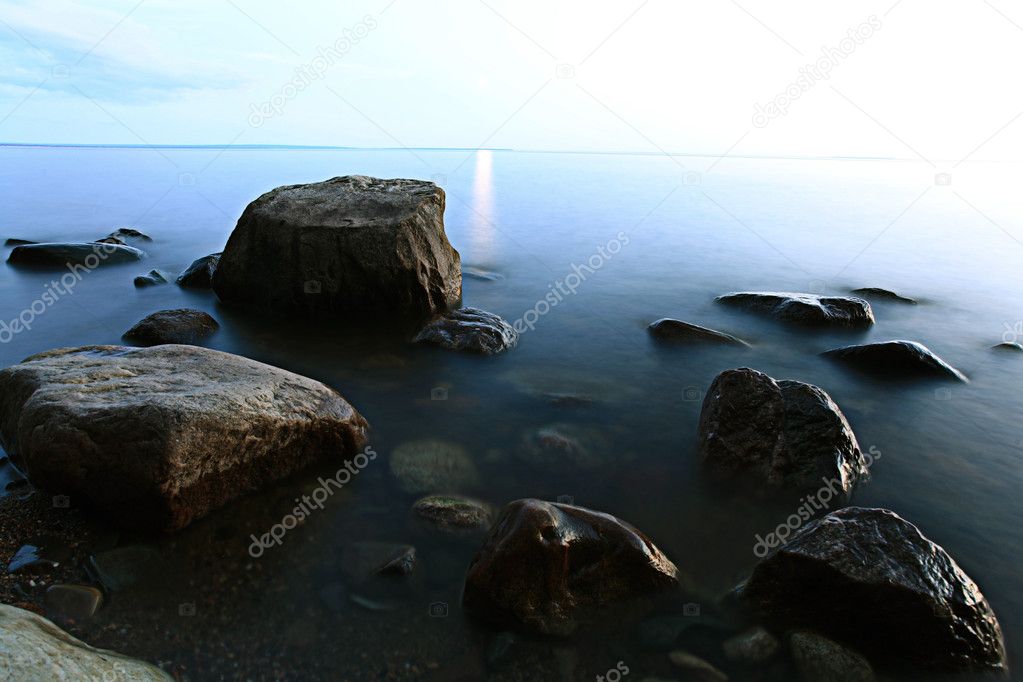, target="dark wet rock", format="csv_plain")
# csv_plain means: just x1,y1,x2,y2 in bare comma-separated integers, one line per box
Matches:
518,423,614,472
463,266,504,281
0,604,172,680
648,319,750,347
0,344,368,532
412,495,494,533
122,308,219,346
389,439,478,495
697,368,866,498
822,340,967,381
343,542,416,579
667,651,728,681
722,626,779,665
88,545,160,591
992,342,1023,352
5,238,36,246
106,227,152,242
133,269,168,288
44,584,104,623
850,287,917,304
7,242,145,267
737,507,1007,674
789,631,875,682
413,307,517,355
7,538,71,574
213,175,461,317
94,236,126,245
716,292,874,328
538,392,594,408
175,253,220,288
463,498,680,635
